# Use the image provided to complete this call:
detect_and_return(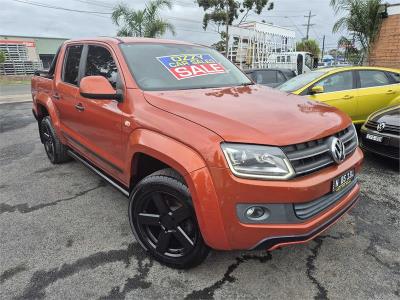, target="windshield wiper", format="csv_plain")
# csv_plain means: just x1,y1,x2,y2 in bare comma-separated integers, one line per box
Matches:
239,82,254,86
